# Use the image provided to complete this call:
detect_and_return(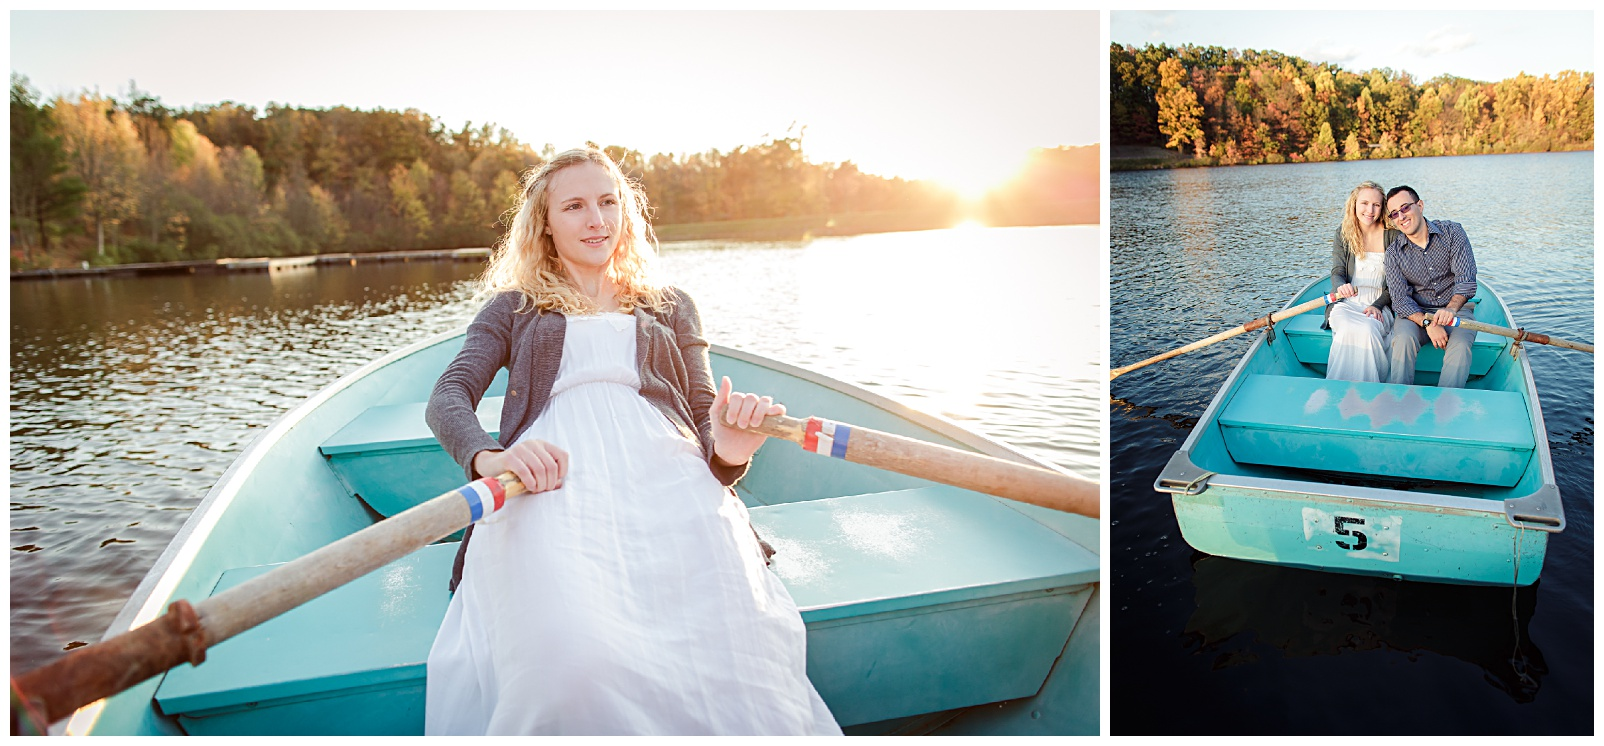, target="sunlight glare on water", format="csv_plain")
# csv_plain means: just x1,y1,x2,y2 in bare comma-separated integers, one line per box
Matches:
665,224,1102,478
10,224,1100,675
